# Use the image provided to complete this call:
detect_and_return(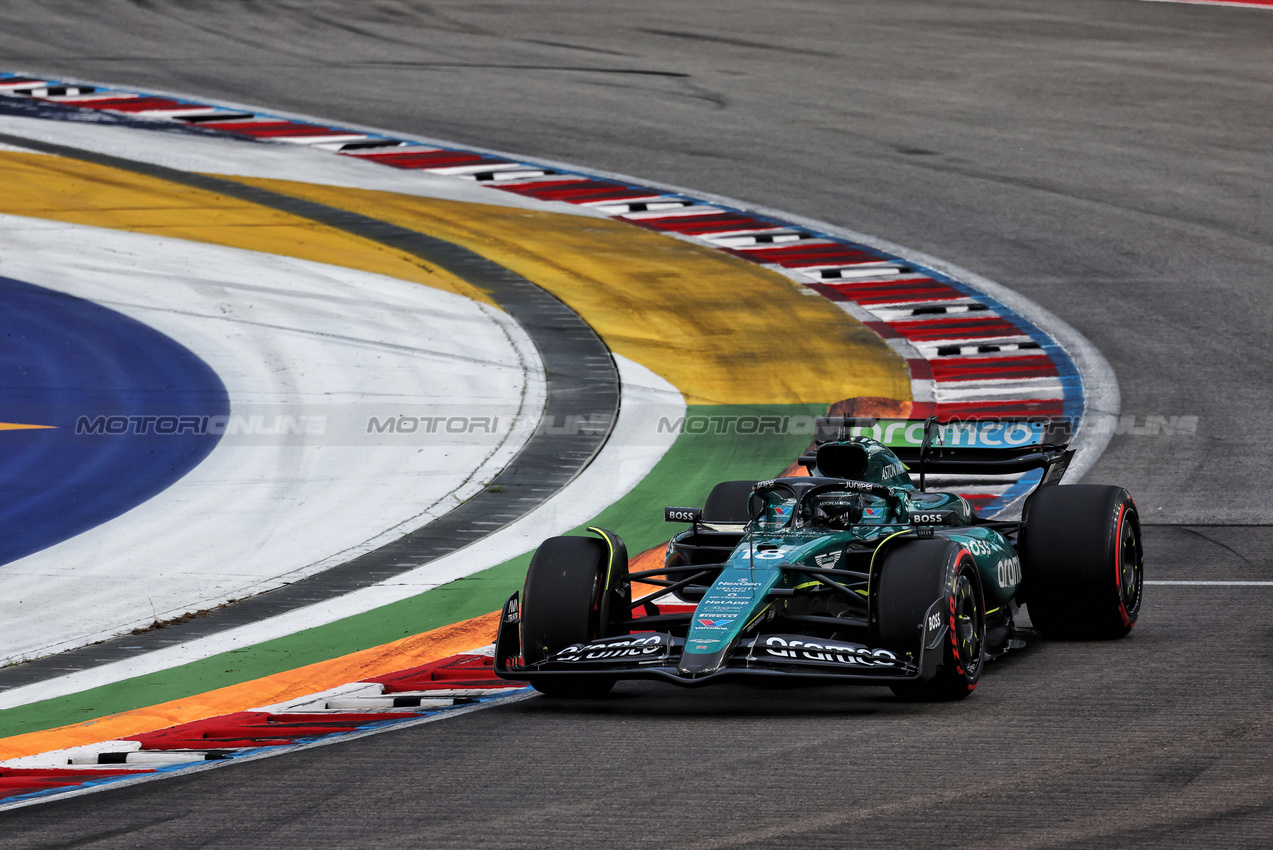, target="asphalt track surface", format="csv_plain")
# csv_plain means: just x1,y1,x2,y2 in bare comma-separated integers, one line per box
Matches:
1,1,1270,847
